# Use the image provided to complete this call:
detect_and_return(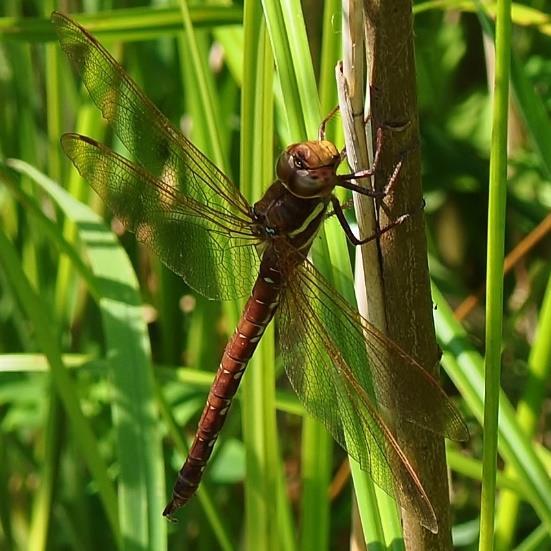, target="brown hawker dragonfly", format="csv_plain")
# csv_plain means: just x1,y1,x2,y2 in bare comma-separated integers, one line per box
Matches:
52,11,467,533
